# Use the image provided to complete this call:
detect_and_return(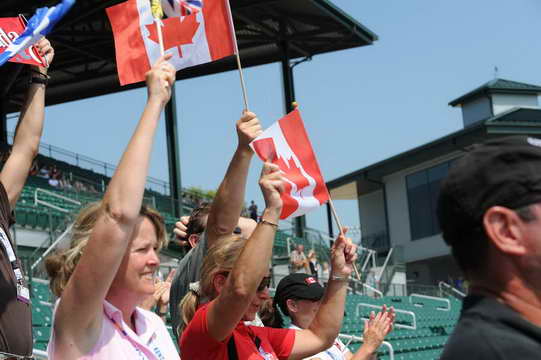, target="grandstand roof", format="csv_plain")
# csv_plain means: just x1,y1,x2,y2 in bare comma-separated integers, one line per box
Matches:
1,0,378,112
327,107,541,199
449,78,541,107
